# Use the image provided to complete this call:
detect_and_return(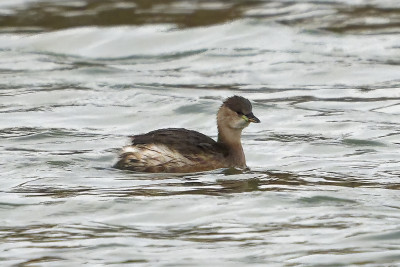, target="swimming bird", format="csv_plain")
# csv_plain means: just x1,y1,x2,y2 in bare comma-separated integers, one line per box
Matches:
114,95,260,173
